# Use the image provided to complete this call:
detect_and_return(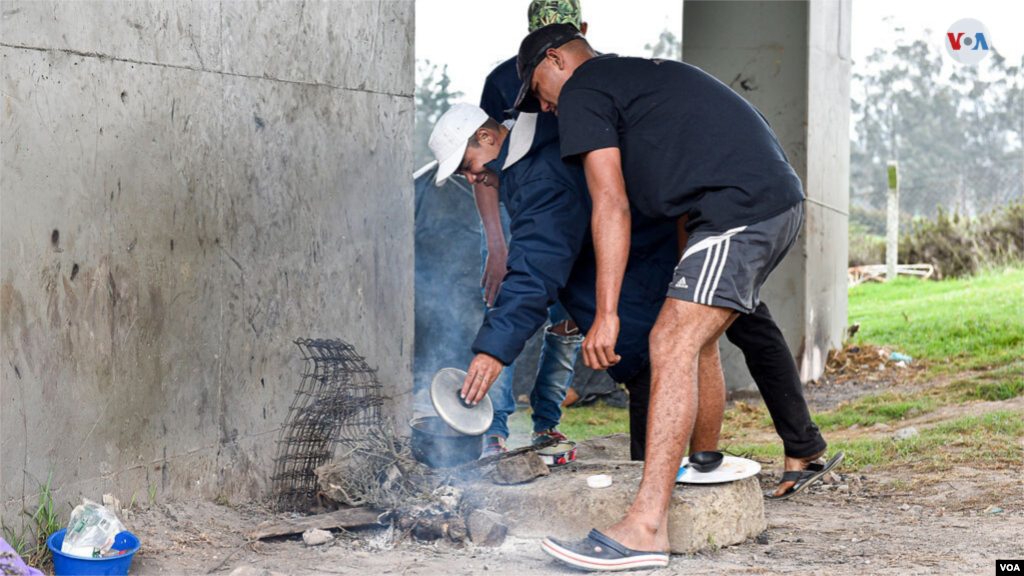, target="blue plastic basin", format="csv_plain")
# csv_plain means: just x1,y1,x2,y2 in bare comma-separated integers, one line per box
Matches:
47,528,140,576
